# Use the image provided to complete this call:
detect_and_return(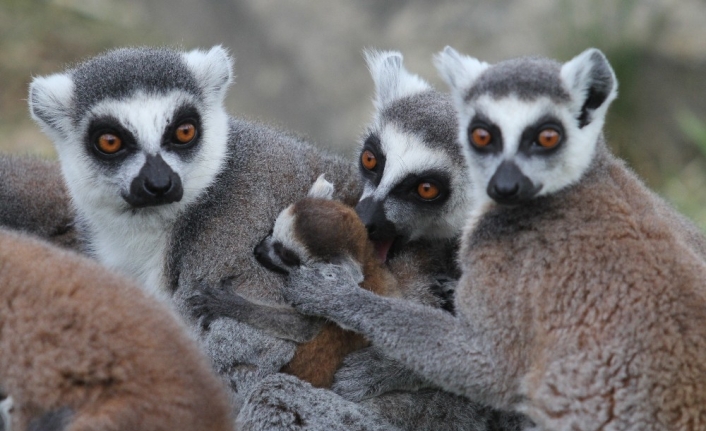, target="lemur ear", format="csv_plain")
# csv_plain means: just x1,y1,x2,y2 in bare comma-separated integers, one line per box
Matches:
28,73,75,141
434,46,489,105
308,174,335,200
364,49,431,111
183,45,234,104
560,48,618,128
